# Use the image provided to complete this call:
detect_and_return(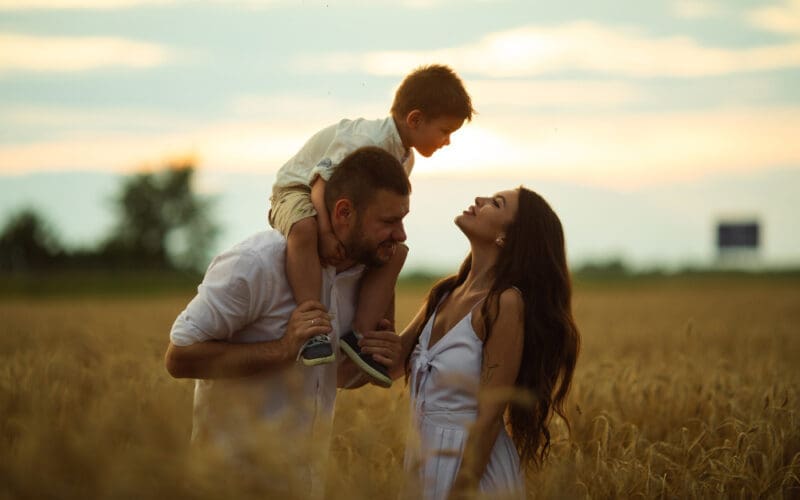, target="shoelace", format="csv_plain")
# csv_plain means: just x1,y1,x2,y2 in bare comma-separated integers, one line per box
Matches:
306,334,330,347
297,334,331,361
